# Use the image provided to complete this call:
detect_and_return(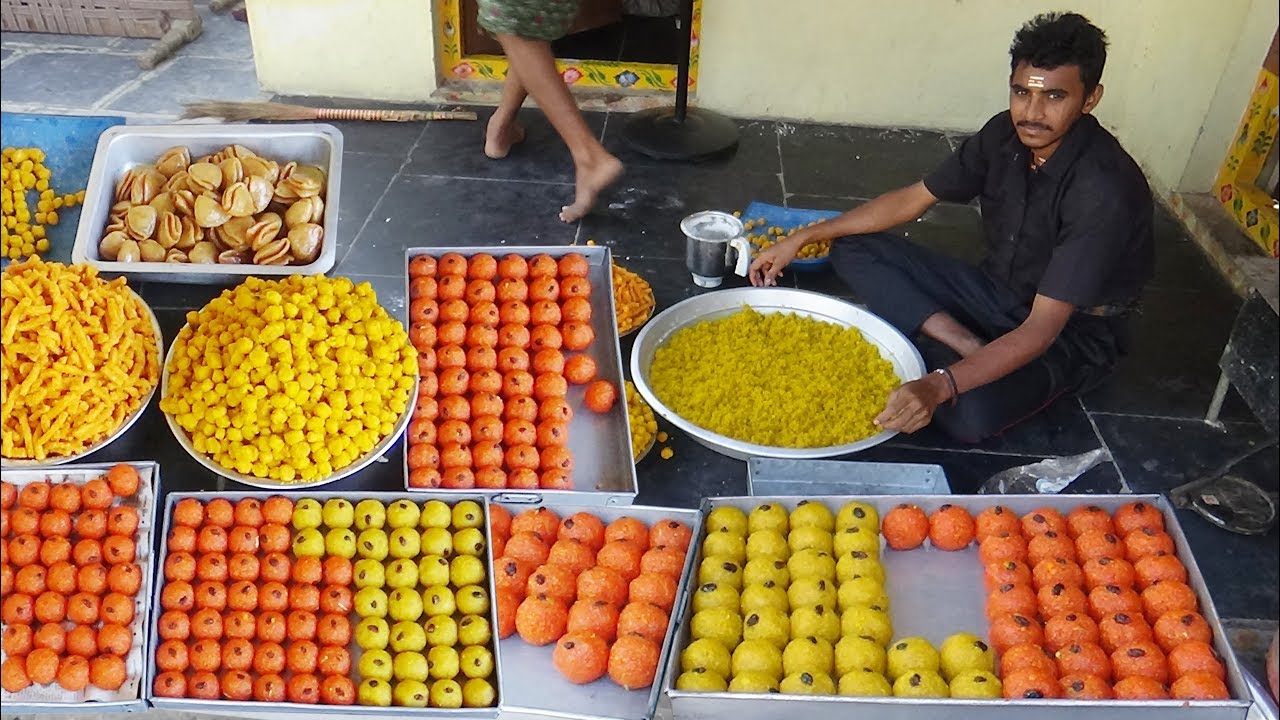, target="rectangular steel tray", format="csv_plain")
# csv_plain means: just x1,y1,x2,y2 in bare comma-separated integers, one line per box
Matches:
492,499,702,720
0,461,161,714
145,490,501,718
71,123,343,284
664,494,1254,720
403,246,638,506
747,459,951,496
